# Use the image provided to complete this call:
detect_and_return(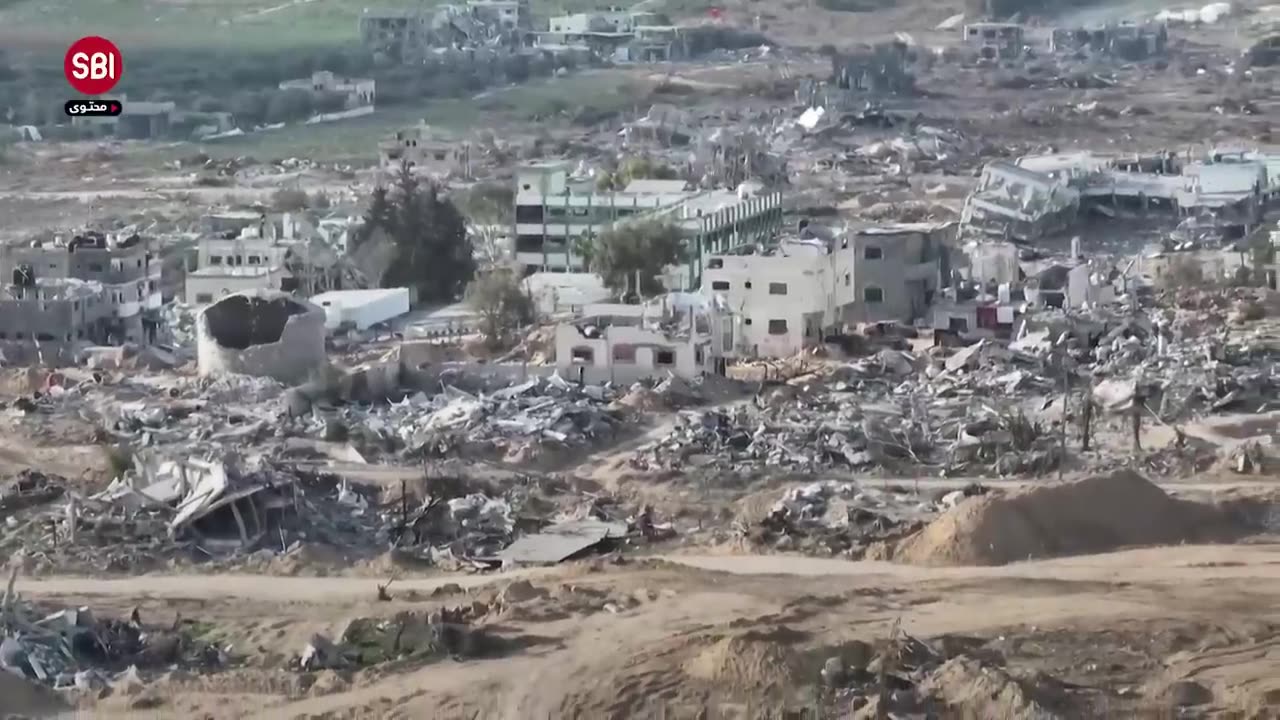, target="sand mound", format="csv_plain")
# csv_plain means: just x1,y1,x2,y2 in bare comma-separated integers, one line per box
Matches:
0,671,70,717
683,628,807,692
893,470,1231,566
921,656,1064,719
